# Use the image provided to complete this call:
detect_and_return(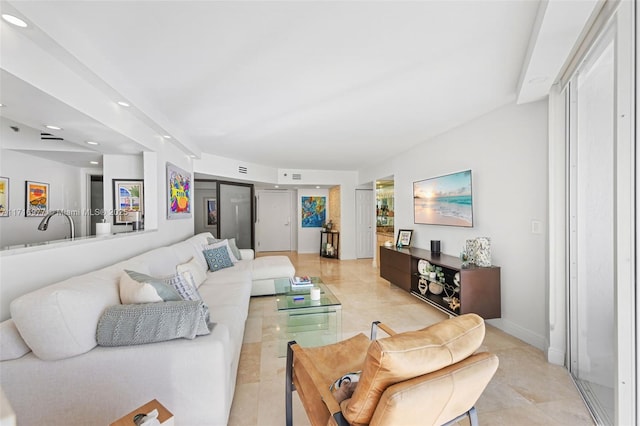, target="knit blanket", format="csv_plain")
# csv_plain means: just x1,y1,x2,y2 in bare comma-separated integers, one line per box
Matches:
97,300,212,347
